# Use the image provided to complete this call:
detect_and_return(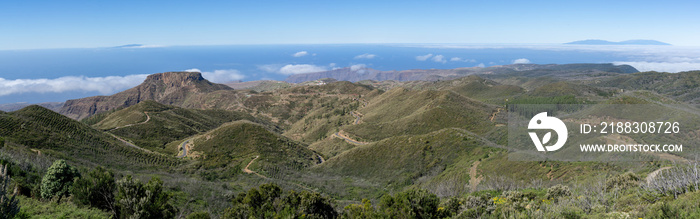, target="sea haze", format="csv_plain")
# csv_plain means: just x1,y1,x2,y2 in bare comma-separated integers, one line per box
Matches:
1,44,699,104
